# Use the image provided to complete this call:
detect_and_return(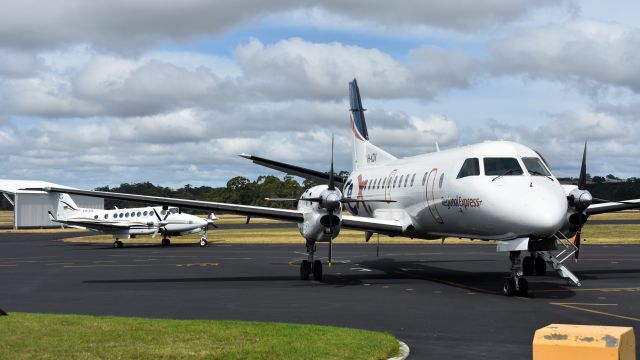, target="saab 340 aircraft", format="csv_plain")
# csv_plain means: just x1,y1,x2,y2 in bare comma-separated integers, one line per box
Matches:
30,79,640,296
49,192,215,248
